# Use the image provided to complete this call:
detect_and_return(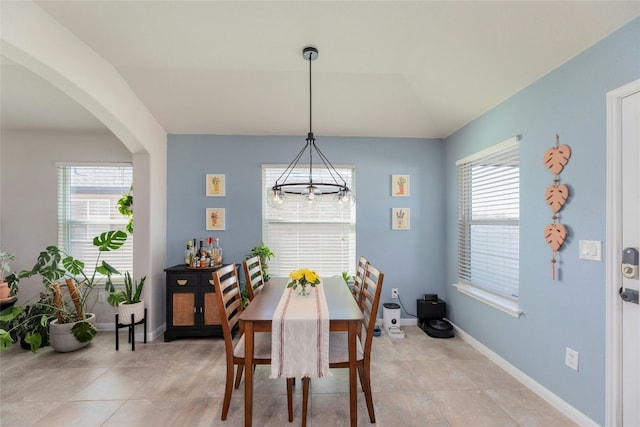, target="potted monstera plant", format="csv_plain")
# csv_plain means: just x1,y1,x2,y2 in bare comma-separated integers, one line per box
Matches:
0,230,127,353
